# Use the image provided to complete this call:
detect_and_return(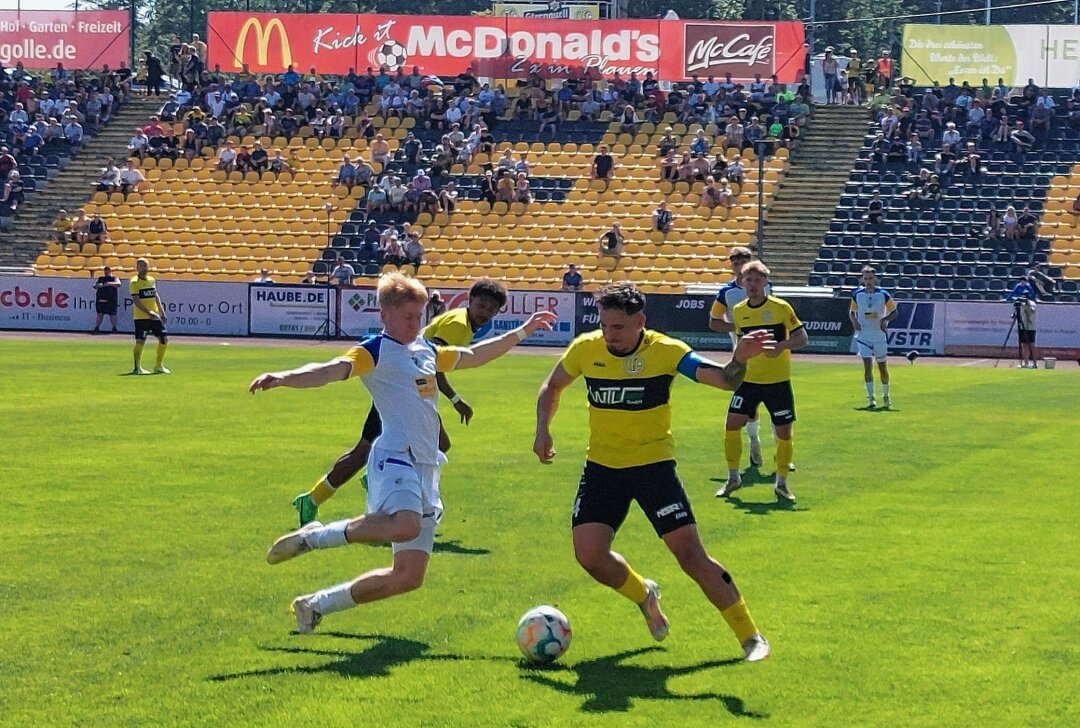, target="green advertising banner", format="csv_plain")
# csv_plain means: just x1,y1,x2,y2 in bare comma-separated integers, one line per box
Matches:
902,24,1080,86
